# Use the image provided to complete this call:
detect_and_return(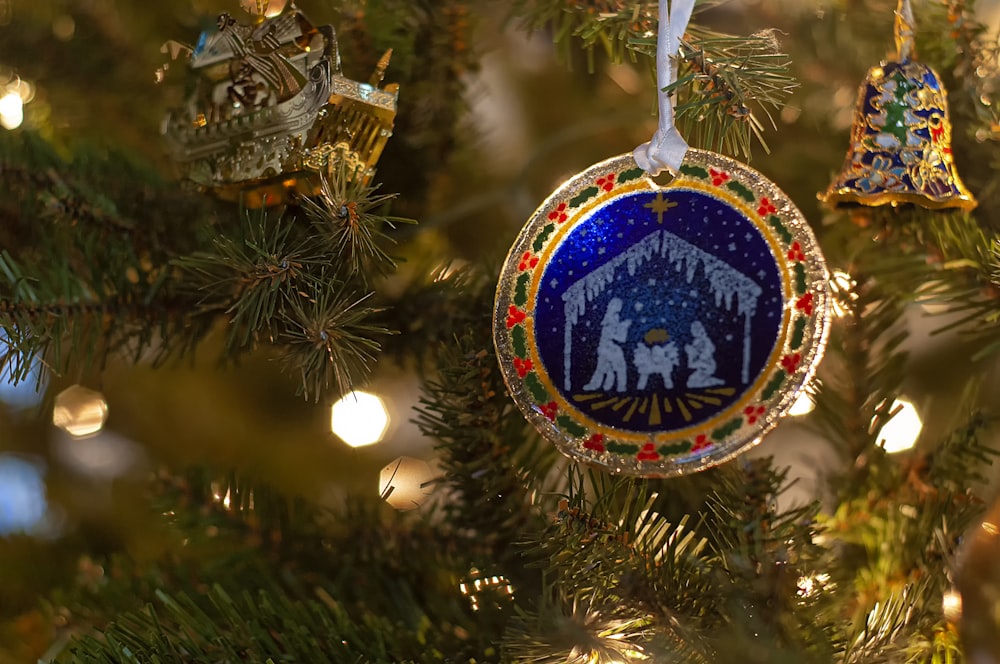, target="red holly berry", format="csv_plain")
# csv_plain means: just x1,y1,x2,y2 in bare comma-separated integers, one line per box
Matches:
709,168,730,186
584,434,605,453
540,401,558,421
758,197,777,217
513,357,533,378
506,305,526,329
781,353,802,374
637,442,660,461
518,251,539,271
547,202,569,223
743,405,766,425
691,434,712,452
596,173,616,192
787,241,805,262
796,293,814,316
